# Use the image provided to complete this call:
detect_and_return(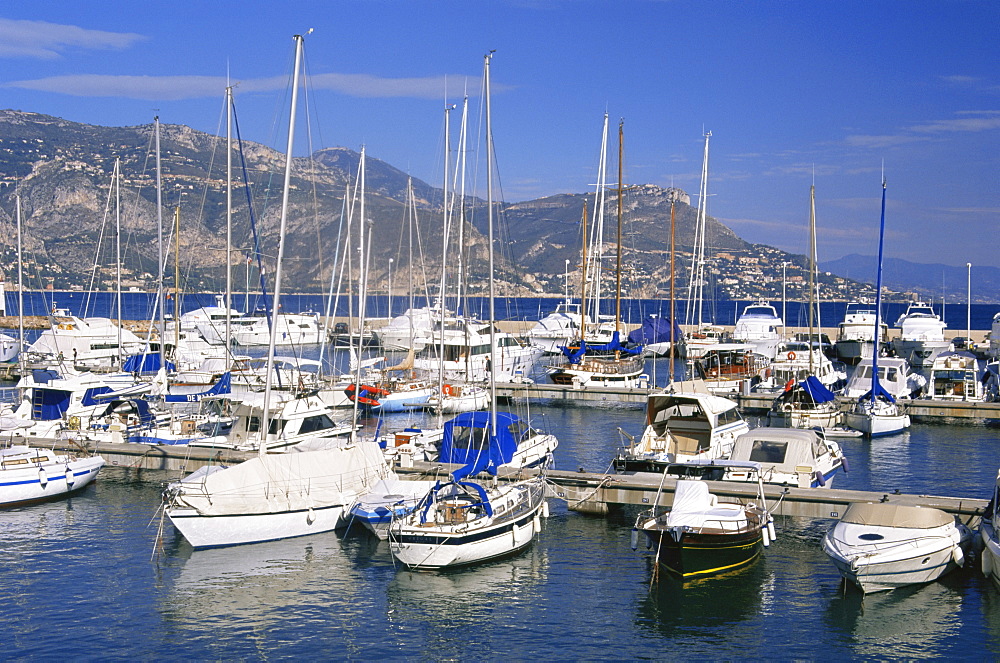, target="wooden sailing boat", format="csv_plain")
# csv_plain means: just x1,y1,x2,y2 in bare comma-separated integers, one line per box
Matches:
844,177,910,436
